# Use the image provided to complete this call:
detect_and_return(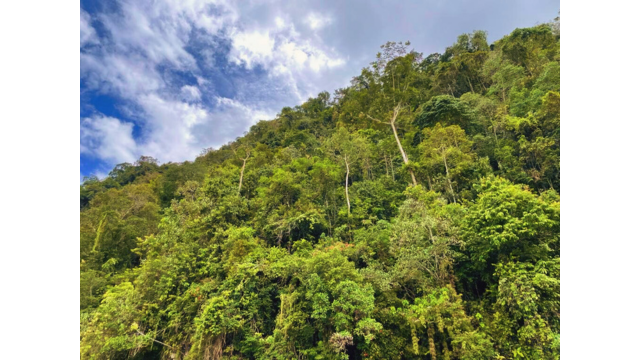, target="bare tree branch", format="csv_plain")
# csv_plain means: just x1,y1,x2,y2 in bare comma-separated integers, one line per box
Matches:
366,114,390,125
